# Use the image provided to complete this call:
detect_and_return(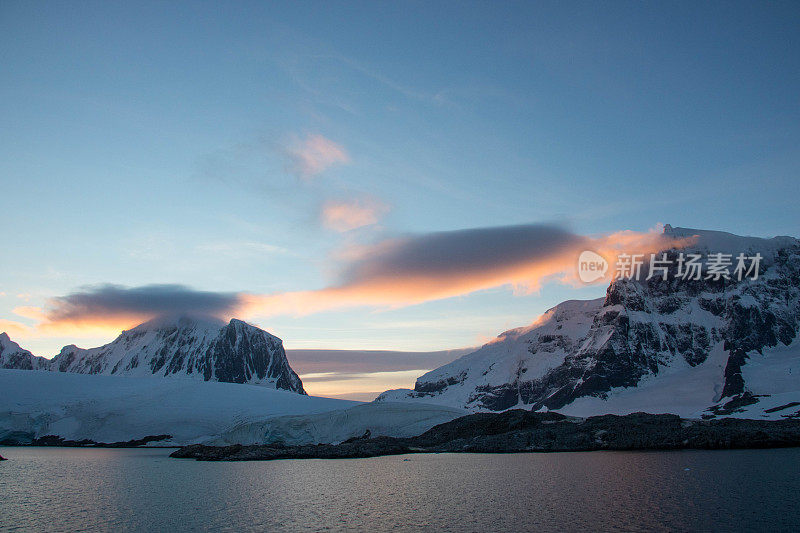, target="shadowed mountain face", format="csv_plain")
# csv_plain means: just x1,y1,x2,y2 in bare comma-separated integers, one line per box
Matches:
379,227,800,416
2,316,306,394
